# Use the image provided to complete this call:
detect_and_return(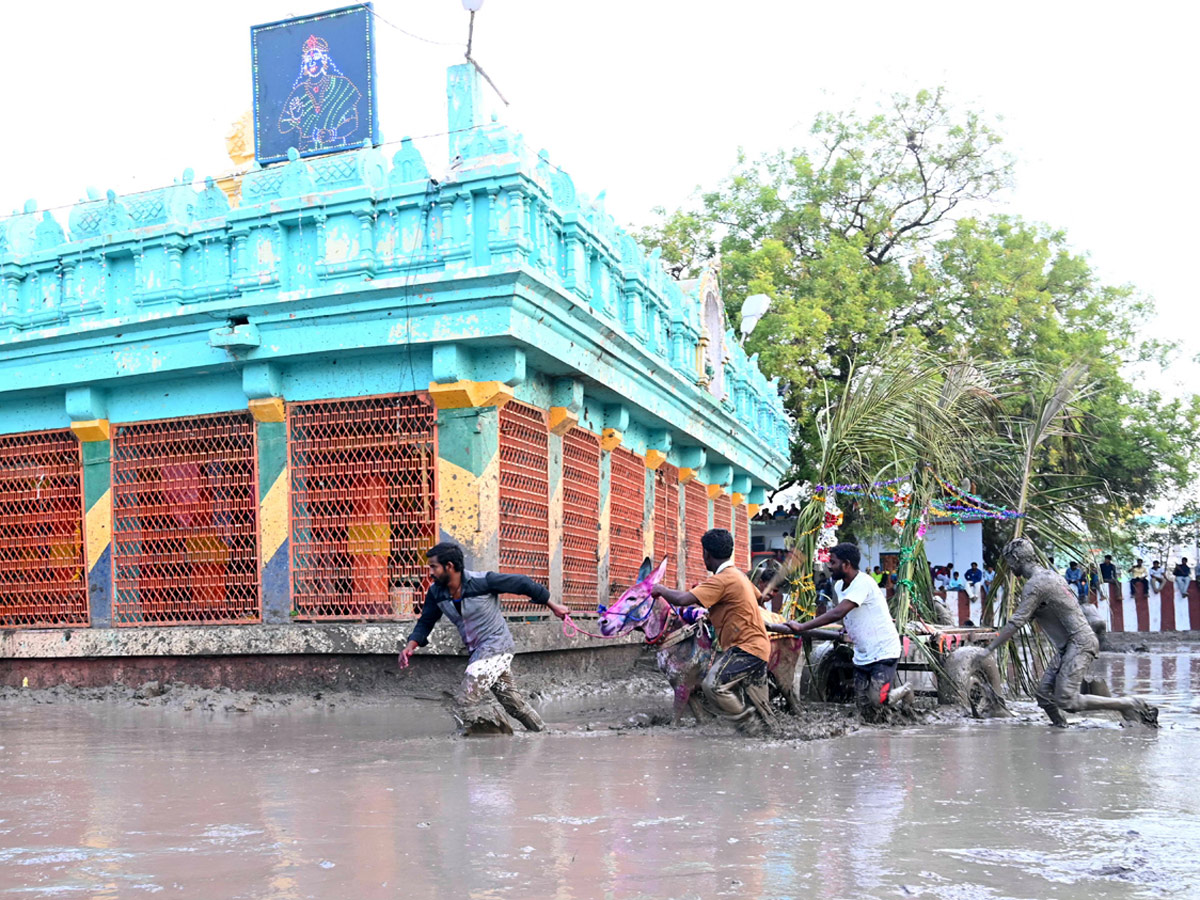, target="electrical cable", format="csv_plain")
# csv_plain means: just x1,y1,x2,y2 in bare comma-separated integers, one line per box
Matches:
357,3,461,48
